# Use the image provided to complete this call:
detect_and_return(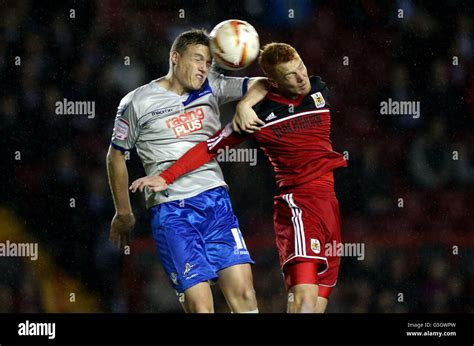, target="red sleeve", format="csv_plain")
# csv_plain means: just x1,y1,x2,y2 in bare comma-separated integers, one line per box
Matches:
160,123,250,184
